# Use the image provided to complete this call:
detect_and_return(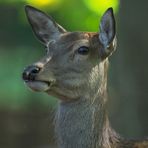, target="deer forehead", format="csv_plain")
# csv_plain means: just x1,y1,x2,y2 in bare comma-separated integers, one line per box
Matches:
58,32,97,45
47,32,99,55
